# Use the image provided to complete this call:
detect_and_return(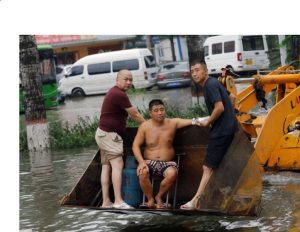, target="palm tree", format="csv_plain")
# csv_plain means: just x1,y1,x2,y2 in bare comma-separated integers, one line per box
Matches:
19,35,49,151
